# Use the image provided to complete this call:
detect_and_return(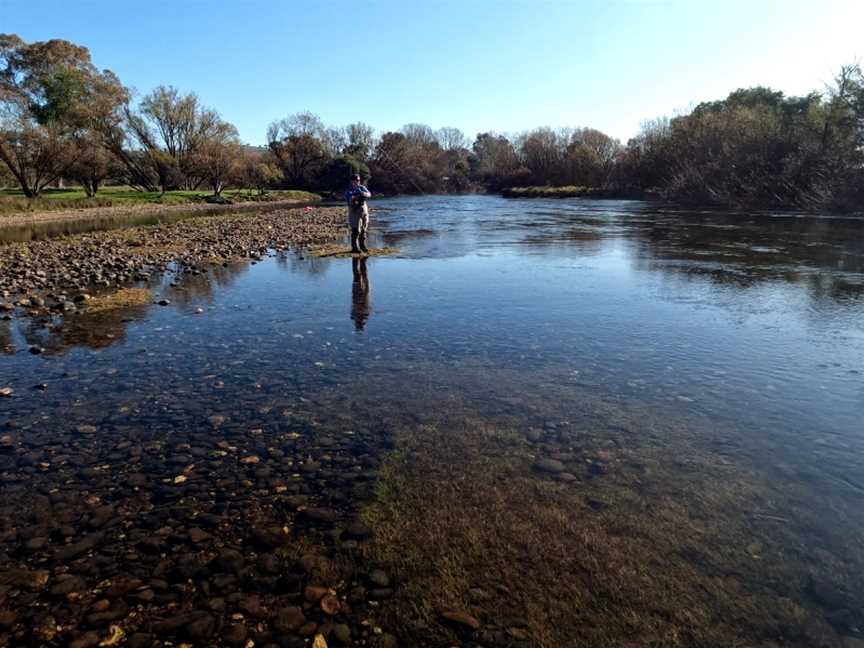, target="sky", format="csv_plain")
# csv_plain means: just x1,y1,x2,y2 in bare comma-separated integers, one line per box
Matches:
2,0,862,146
